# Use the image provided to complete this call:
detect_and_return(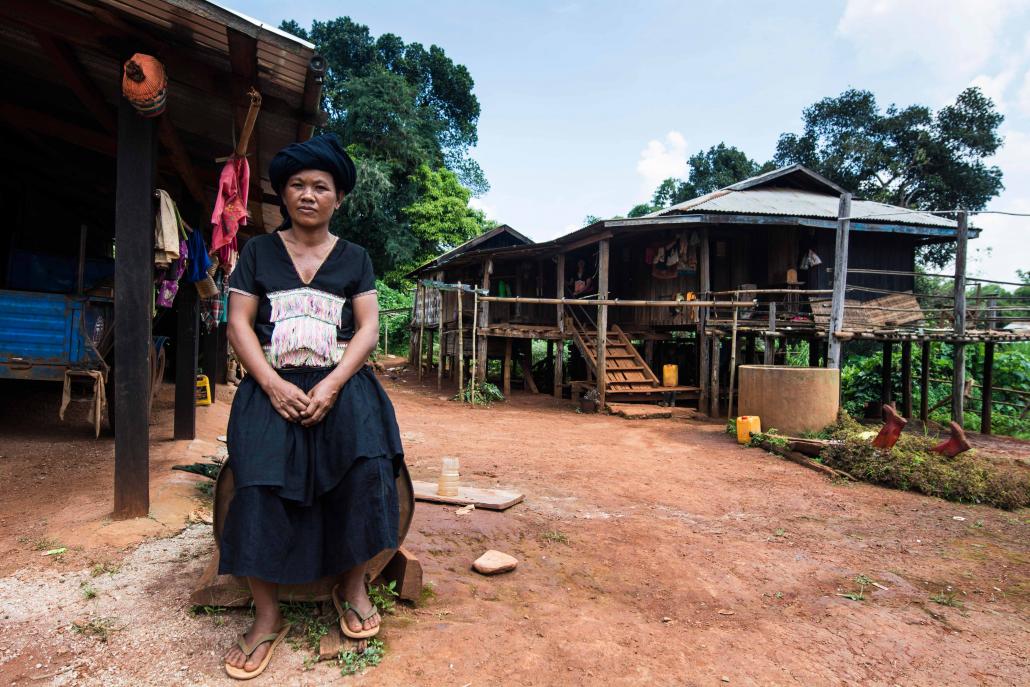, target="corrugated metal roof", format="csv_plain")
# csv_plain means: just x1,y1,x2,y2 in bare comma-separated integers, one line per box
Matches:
656,186,957,228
